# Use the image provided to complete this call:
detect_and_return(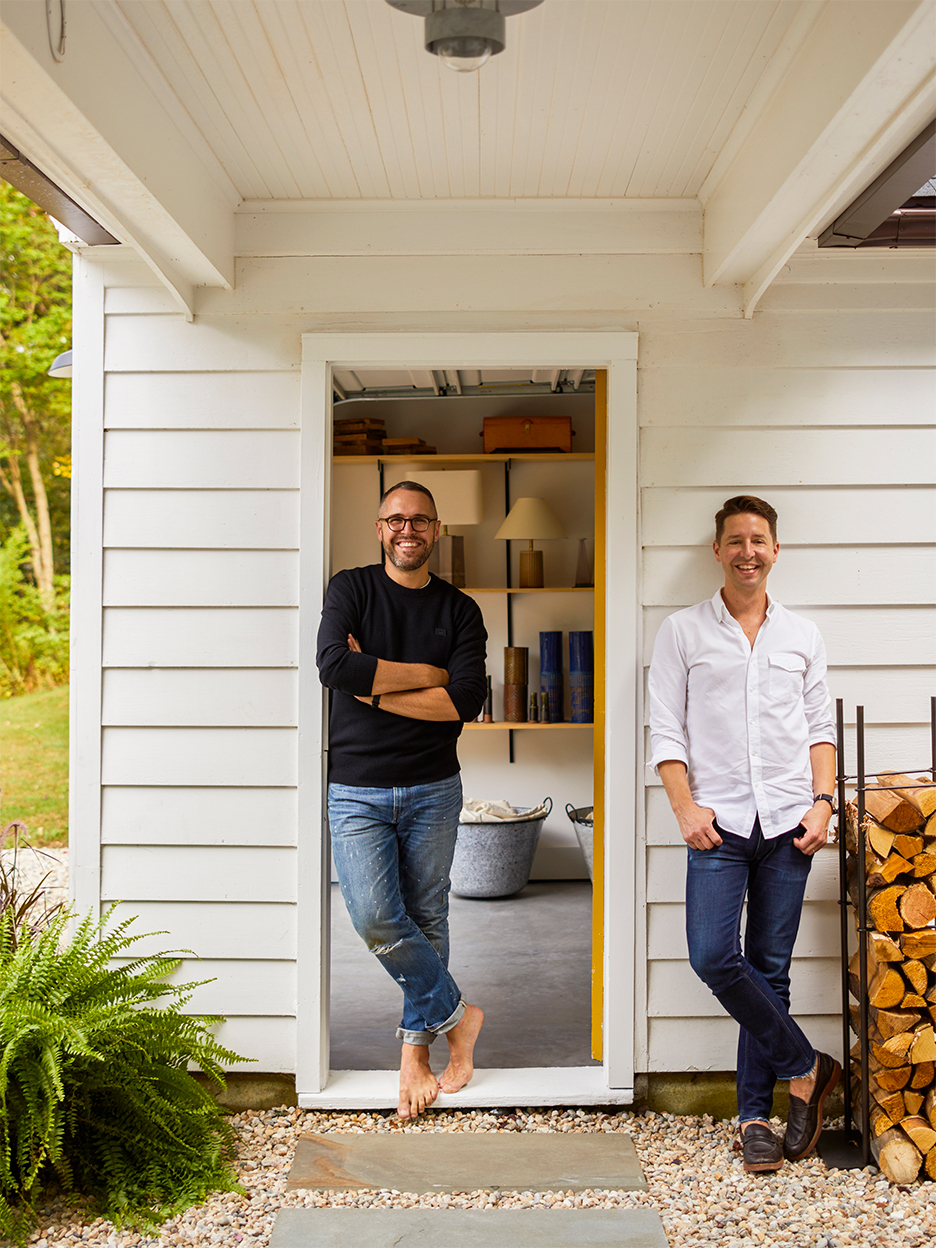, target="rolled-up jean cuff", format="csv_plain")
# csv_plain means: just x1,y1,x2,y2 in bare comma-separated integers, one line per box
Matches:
782,1050,817,1083
395,998,465,1046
